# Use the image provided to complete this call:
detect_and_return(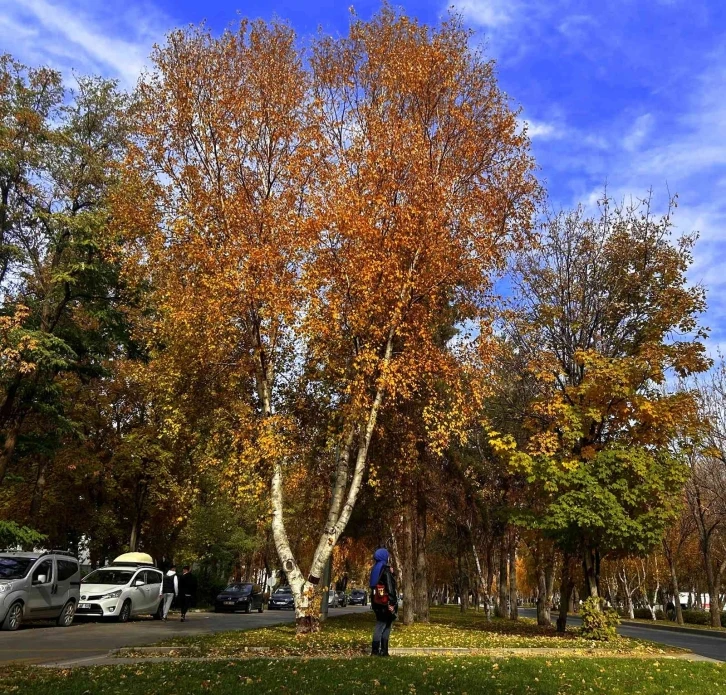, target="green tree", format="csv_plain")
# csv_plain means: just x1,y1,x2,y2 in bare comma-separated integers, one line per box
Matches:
502,196,708,604
0,55,131,489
